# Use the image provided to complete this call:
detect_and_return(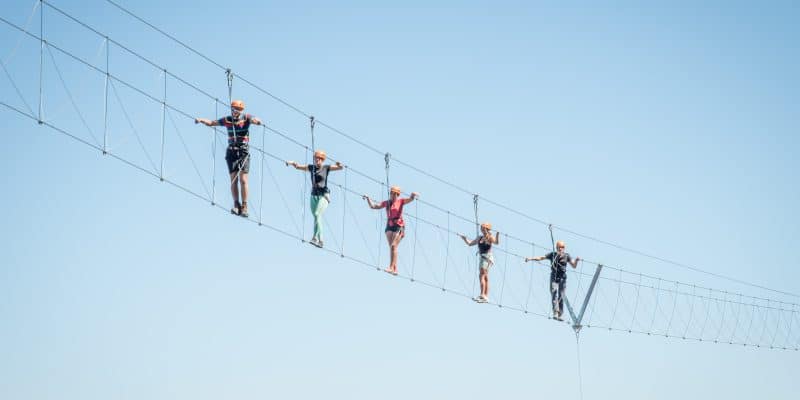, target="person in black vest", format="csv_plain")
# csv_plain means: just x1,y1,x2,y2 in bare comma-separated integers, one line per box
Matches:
286,150,343,248
459,222,500,303
525,240,581,321
195,99,263,217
